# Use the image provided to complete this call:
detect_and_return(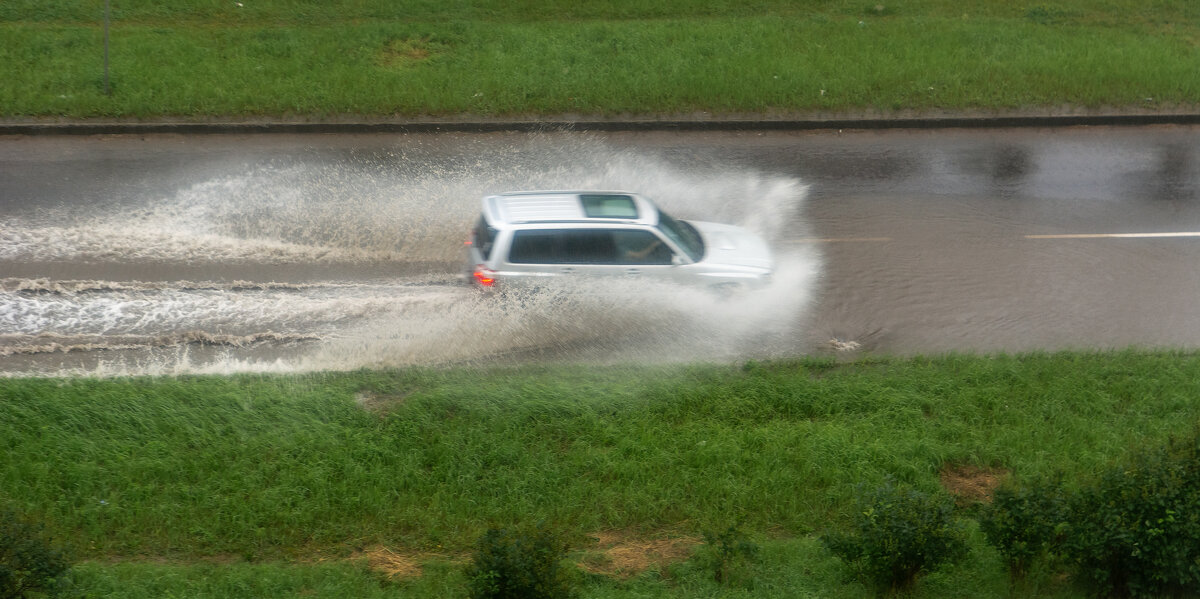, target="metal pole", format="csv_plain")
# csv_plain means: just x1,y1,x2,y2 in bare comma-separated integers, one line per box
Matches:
104,0,111,96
